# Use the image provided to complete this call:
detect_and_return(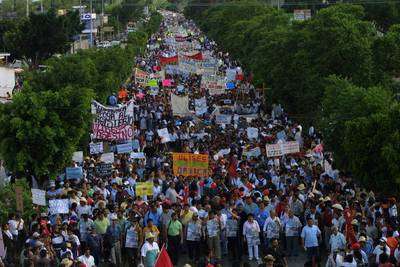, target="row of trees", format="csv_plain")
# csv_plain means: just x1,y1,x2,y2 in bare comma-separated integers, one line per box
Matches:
0,9,161,183
185,1,400,192
0,10,83,67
